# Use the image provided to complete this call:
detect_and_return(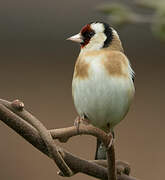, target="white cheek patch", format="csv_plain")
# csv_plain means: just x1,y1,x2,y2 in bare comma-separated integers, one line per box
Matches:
83,33,106,51
91,23,104,33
